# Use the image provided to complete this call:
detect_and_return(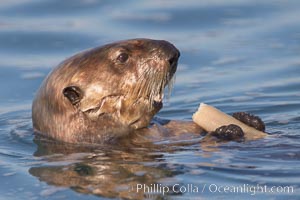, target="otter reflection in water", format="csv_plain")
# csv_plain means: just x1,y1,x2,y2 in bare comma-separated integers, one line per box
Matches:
30,135,216,199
